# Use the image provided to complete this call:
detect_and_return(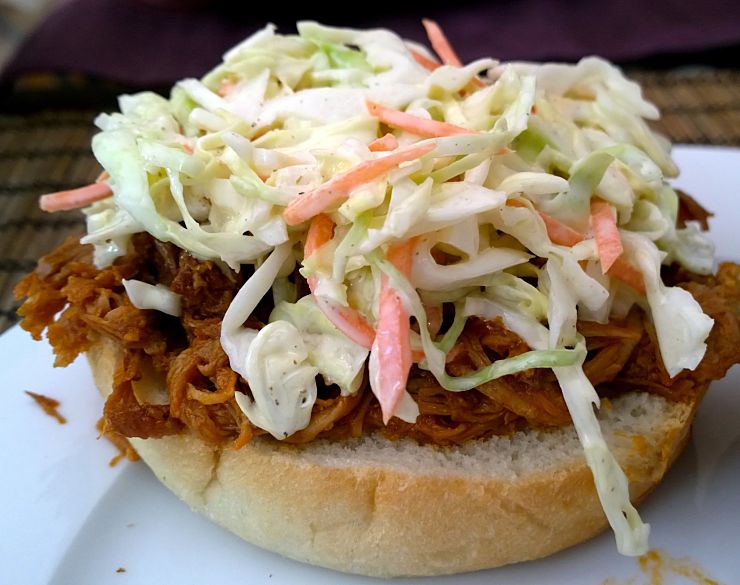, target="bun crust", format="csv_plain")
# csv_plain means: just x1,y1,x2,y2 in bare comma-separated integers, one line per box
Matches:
87,336,699,577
